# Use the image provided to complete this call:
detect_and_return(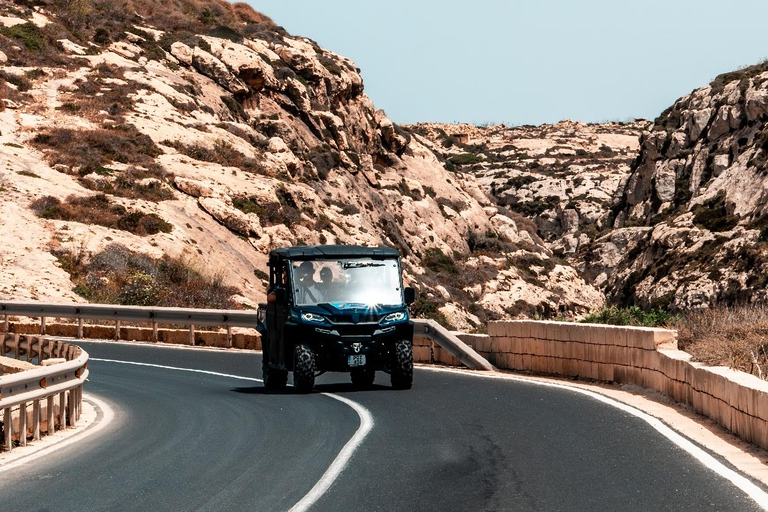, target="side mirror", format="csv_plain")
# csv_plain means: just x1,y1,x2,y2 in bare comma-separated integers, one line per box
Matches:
275,287,288,306
404,287,416,306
